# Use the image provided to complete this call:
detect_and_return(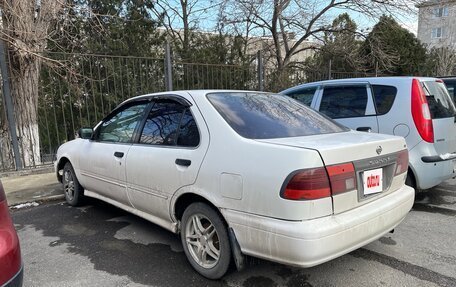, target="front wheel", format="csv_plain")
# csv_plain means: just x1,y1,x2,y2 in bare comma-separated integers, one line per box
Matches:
180,202,231,279
62,162,85,206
